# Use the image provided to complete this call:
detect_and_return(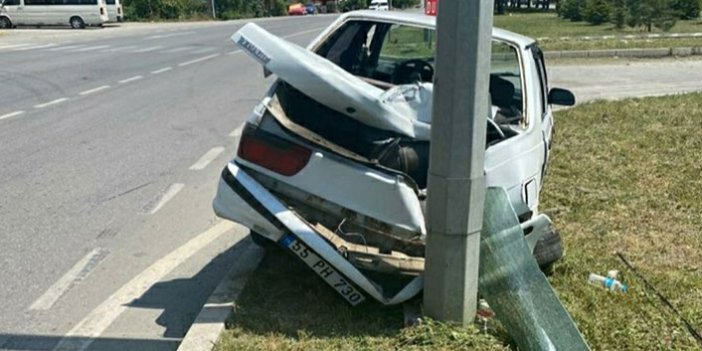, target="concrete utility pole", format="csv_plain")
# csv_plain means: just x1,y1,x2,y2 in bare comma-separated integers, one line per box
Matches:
423,0,494,324
211,0,217,19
